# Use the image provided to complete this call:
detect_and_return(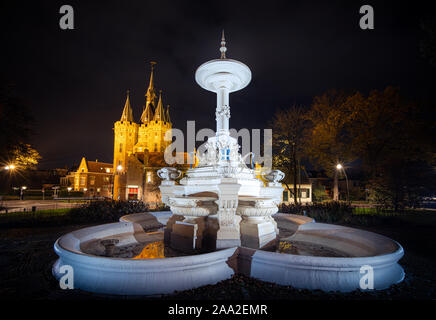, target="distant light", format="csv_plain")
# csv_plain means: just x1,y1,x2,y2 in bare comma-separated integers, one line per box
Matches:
4,164,15,170
21,186,27,190
84,188,87,192
117,165,123,171
336,164,343,170
67,187,72,191
106,168,110,173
